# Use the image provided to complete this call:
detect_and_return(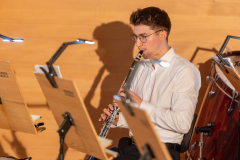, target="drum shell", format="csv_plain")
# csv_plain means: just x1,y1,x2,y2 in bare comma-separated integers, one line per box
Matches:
186,62,239,160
